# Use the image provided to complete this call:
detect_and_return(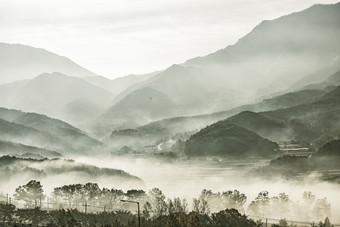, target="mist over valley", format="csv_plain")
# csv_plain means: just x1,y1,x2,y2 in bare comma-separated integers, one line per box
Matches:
1,2,340,226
